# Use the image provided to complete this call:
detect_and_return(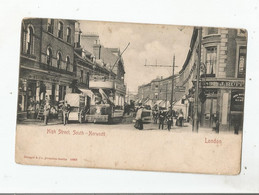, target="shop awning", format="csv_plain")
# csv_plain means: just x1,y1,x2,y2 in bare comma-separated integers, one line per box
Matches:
79,88,95,98
155,100,163,105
